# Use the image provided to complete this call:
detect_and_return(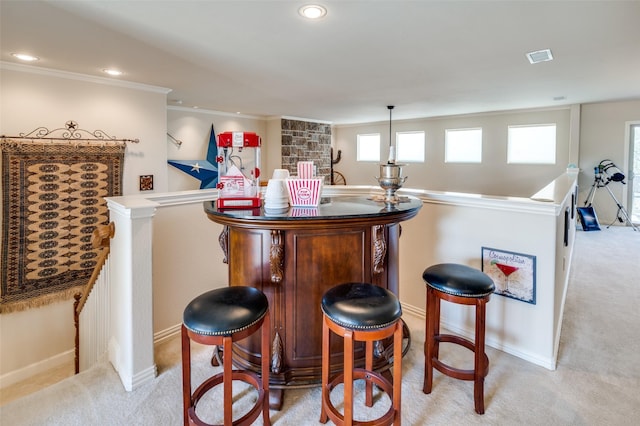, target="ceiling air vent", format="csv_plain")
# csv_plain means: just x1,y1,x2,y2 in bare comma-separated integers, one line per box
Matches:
526,49,553,64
